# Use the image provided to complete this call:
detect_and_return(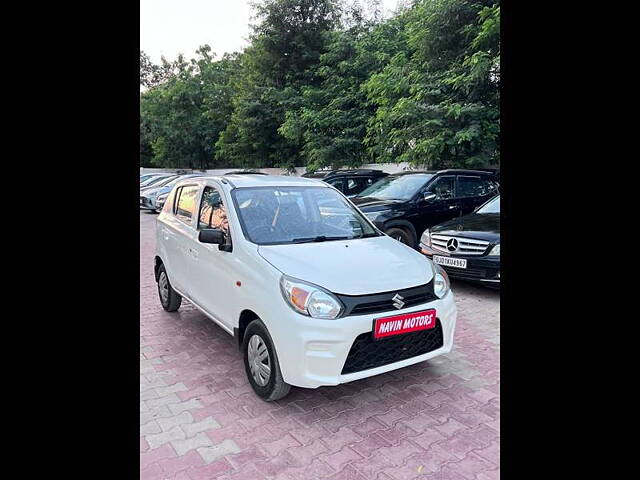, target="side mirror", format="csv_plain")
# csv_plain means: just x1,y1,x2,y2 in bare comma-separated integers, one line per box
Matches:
198,228,225,245
422,192,437,203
